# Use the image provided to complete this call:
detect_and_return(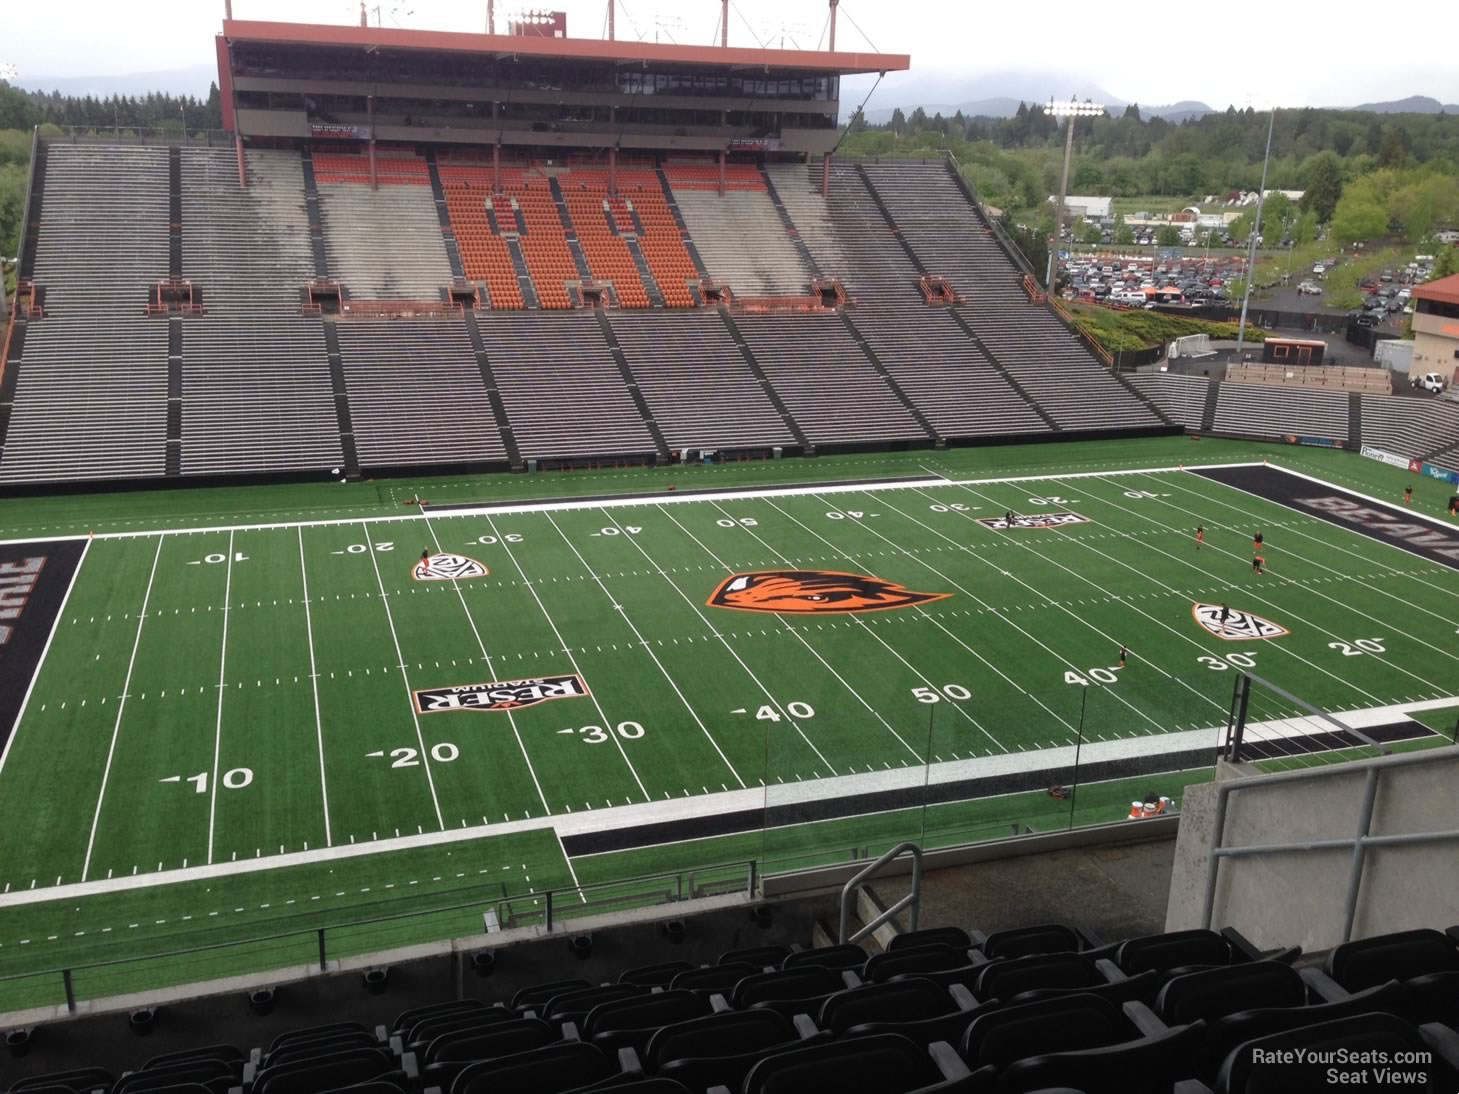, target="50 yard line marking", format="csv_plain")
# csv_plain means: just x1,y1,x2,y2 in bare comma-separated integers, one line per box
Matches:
298,527,332,846
205,531,235,865
81,536,164,882
363,522,445,830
